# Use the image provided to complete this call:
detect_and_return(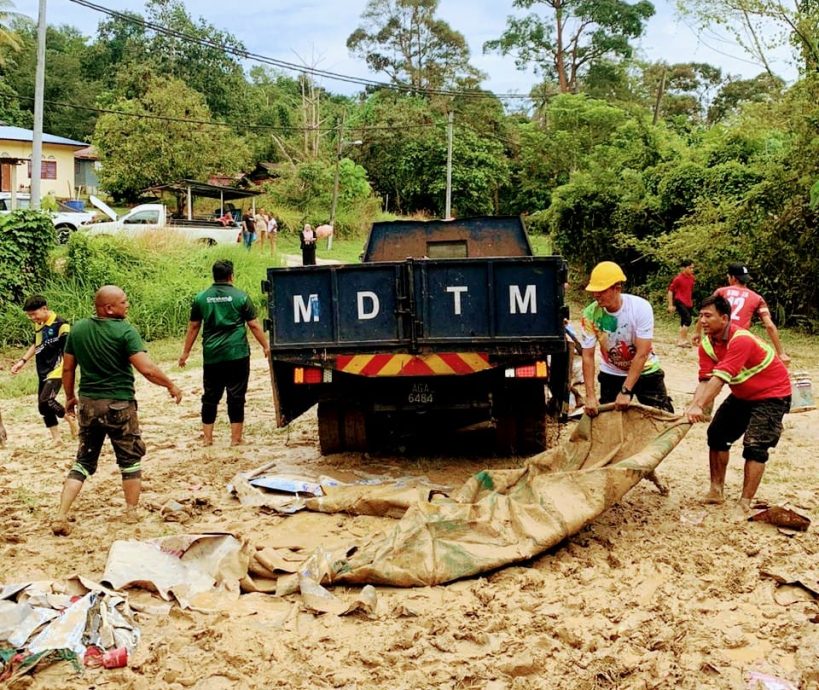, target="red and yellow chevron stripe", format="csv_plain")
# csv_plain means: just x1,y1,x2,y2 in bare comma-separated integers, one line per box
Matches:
335,353,490,377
